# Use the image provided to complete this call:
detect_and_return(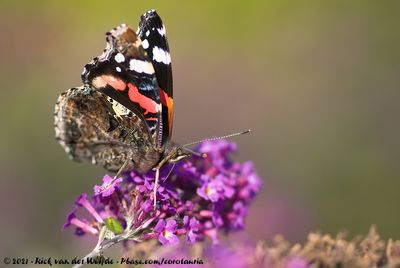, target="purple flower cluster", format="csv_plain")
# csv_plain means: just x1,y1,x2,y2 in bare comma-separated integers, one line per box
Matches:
63,140,261,245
